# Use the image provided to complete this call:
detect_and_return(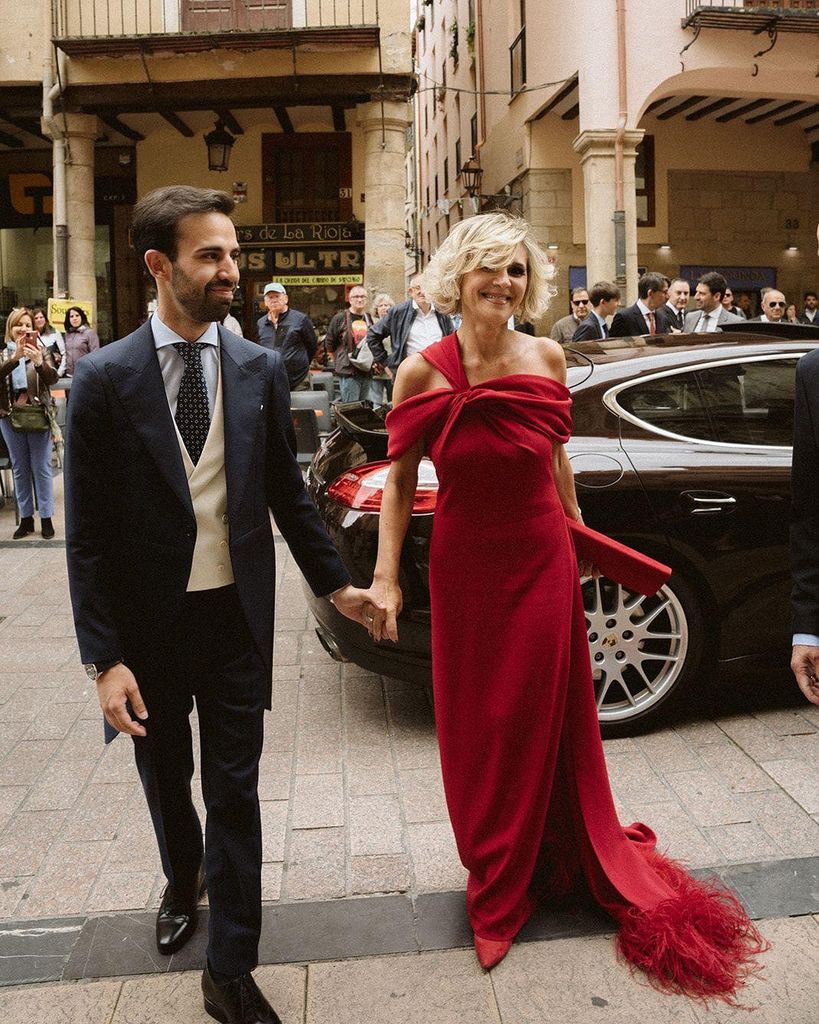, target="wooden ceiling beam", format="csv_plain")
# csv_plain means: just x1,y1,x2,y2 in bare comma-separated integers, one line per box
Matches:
715,98,773,122
657,95,708,120
273,106,293,133
745,100,801,125
99,114,145,141
773,102,819,127
685,97,738,121
160,111,194,137
65,73,409,113
0,109,47,140
214,108,244,135
332,105,346,131
0,129,23,148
